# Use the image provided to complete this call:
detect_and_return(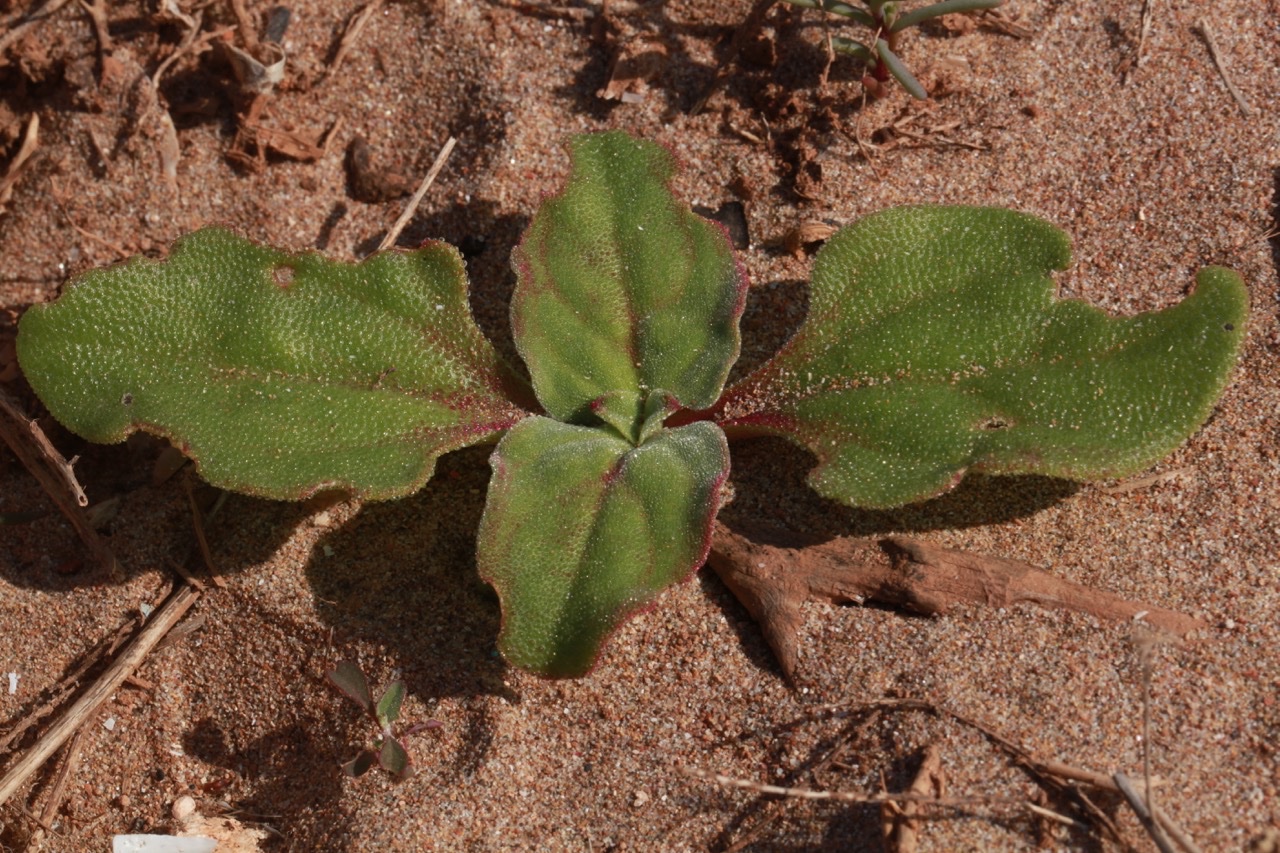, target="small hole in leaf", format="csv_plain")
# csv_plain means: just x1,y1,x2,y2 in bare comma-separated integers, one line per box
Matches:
1224,323,1234,331
273,265,296,287
121,392,134,406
